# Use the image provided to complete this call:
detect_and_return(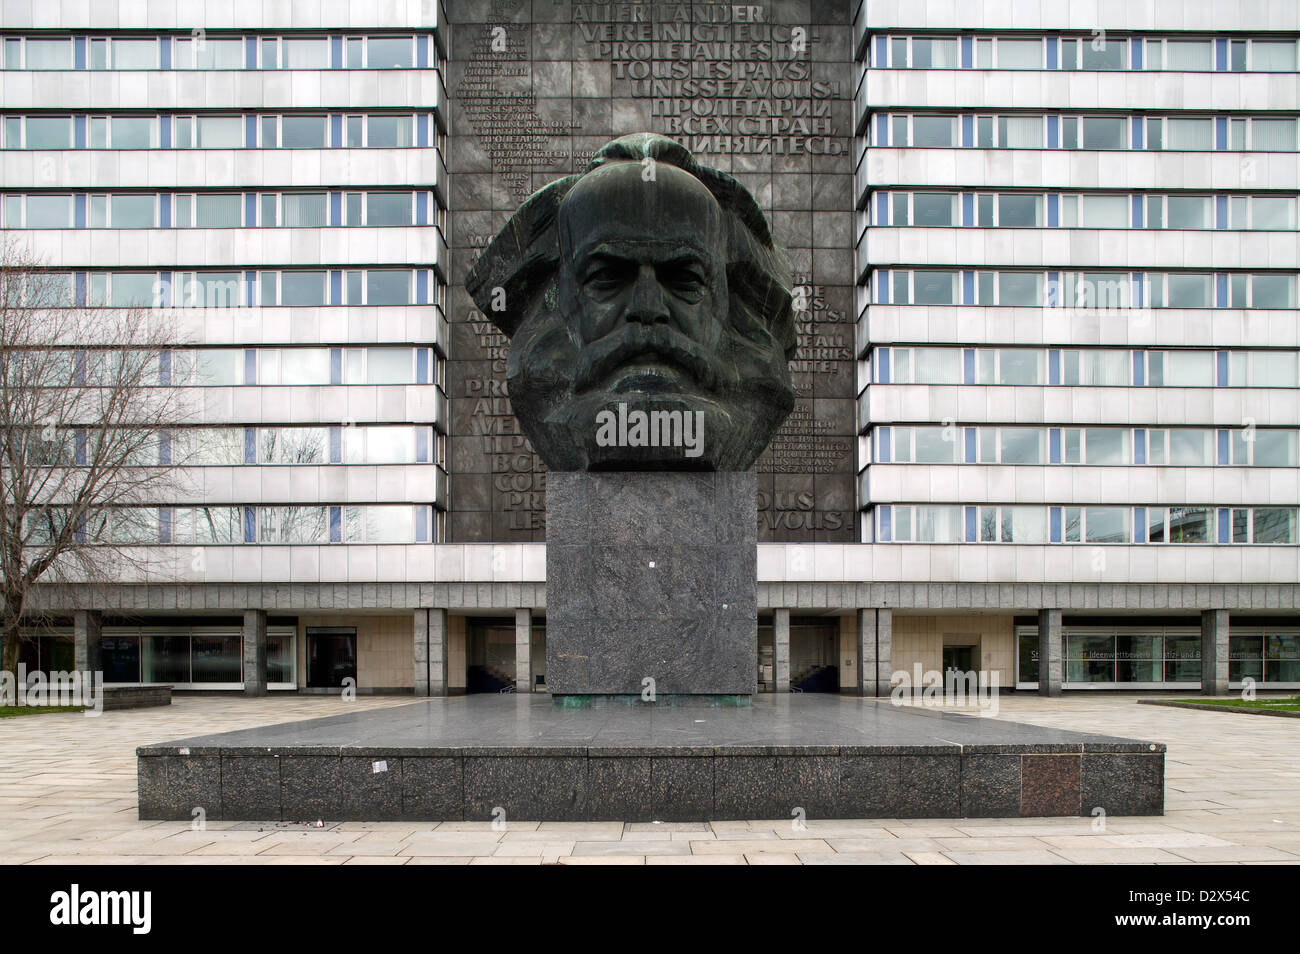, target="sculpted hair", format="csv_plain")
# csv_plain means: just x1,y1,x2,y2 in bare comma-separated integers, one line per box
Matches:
467,133,796,361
